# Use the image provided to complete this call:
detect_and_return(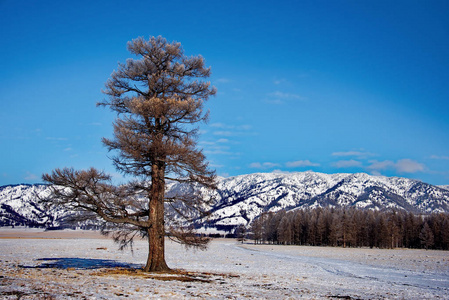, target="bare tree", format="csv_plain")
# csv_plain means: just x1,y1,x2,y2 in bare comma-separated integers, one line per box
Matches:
43,36,216,272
